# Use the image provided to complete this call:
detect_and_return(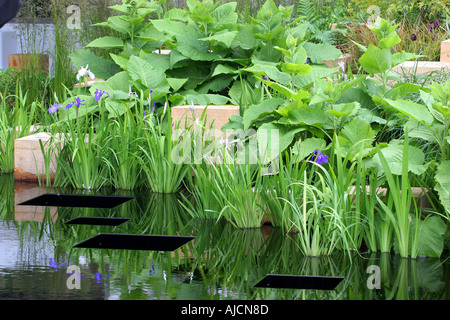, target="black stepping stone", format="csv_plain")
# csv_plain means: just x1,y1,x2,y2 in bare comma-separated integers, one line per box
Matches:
65,217,130,226
254,274,344,290
17,193,135,209
72,233,195,251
